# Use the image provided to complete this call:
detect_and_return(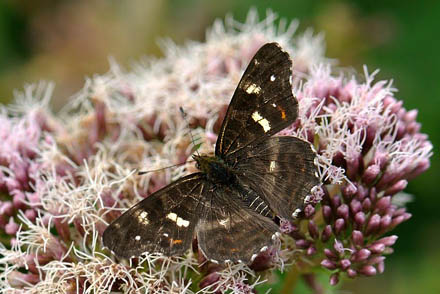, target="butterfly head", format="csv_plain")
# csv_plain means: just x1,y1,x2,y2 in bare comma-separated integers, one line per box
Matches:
193,154,214,173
